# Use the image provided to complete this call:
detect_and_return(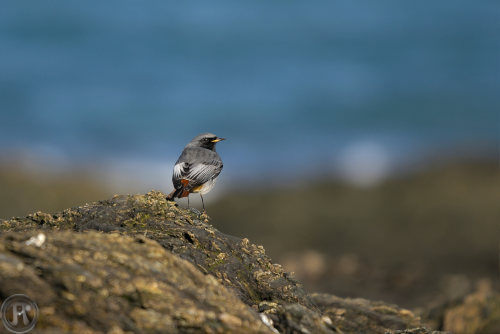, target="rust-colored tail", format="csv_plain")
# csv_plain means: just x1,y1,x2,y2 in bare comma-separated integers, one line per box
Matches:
166,188,182,200
166,179,190,201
